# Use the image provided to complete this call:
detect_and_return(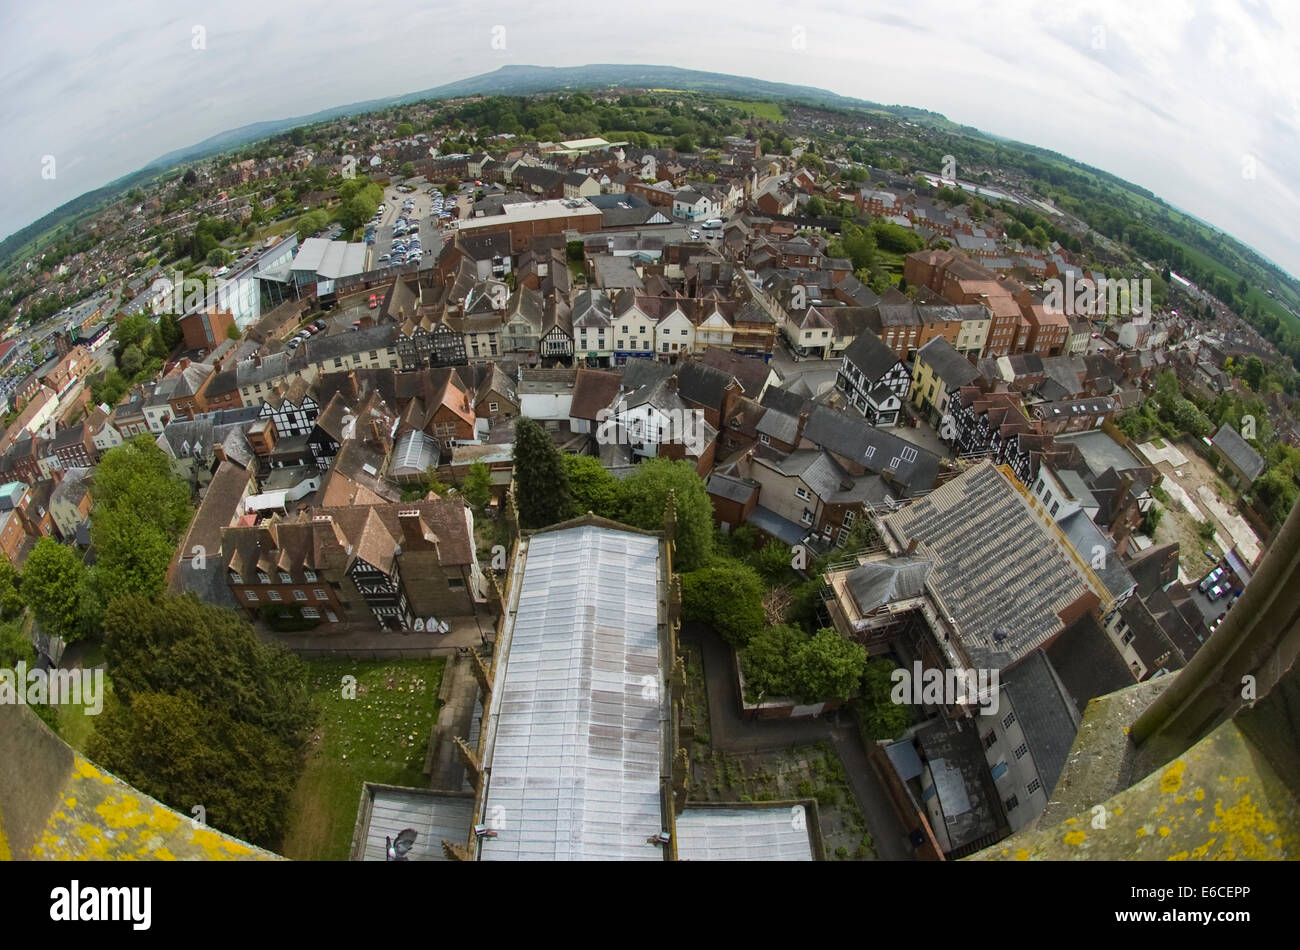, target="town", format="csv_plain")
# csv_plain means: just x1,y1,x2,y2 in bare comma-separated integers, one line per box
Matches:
1,83,1298,866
